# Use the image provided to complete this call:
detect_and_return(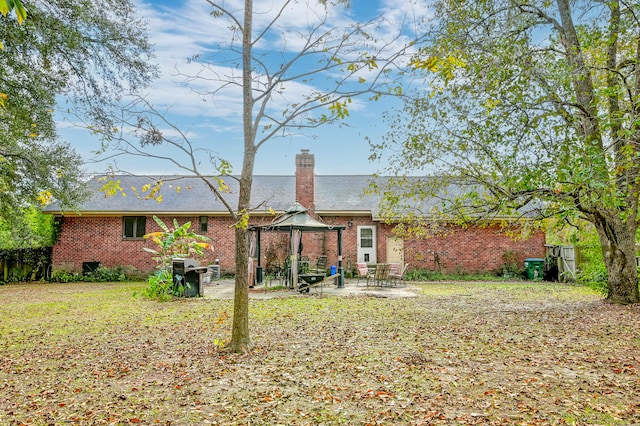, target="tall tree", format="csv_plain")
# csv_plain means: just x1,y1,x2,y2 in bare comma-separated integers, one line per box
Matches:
105,0,425,353
0,0,156,234
372,0,640,303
